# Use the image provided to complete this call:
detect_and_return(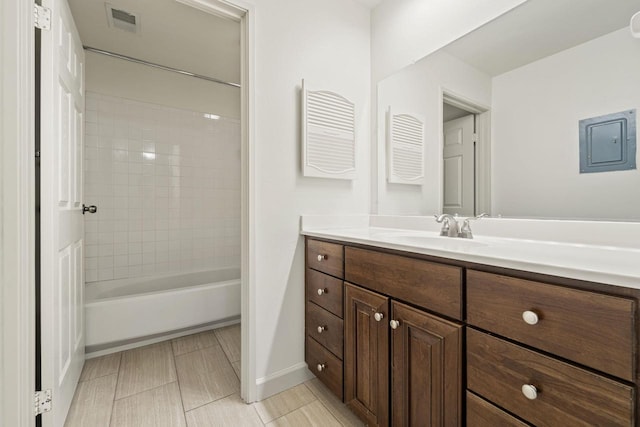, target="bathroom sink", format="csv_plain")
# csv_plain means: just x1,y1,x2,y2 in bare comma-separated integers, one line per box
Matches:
387,234,488,250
